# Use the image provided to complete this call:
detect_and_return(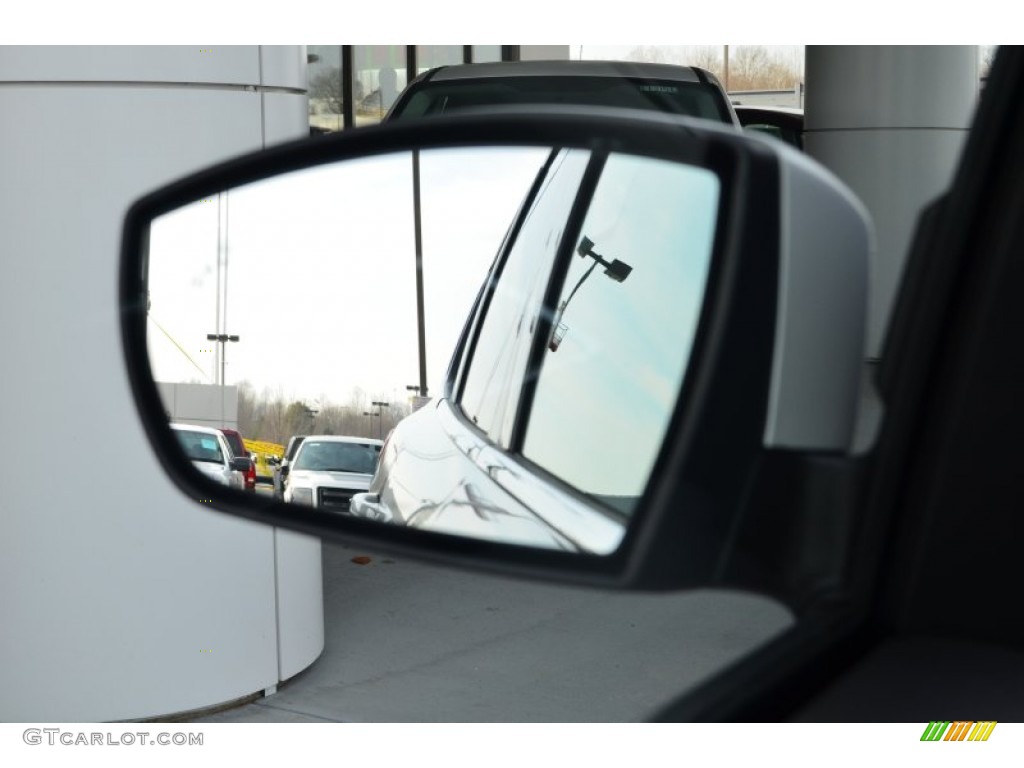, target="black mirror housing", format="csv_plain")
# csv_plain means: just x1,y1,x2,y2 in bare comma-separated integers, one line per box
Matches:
121,109,870,605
